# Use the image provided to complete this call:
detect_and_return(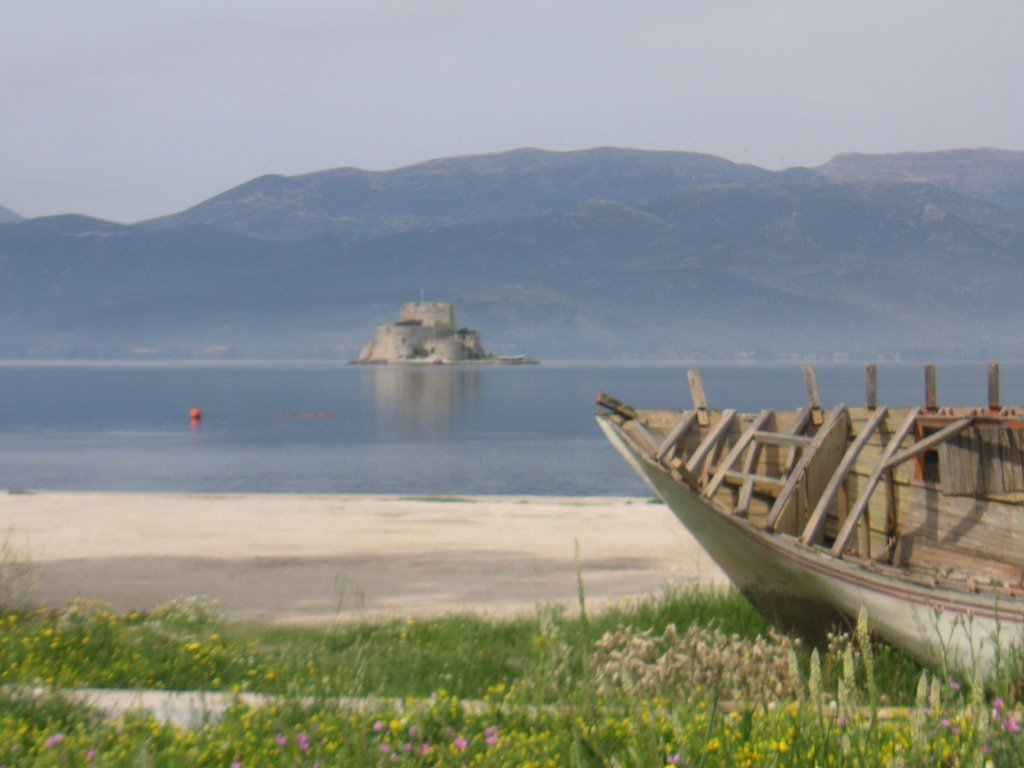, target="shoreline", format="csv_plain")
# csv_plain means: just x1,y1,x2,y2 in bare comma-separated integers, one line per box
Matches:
0,491,727,624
